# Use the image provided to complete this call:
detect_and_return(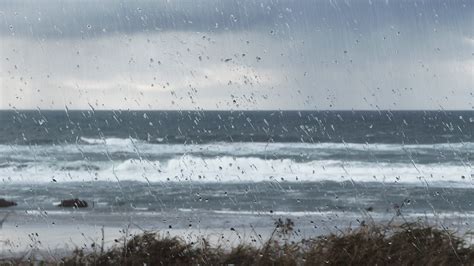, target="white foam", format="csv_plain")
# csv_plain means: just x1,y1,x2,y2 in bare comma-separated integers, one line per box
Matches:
1,141,473,163
79,137,105,145
0,140,472,185
0,155,472,186
80,137,140,147
179,208,474,219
